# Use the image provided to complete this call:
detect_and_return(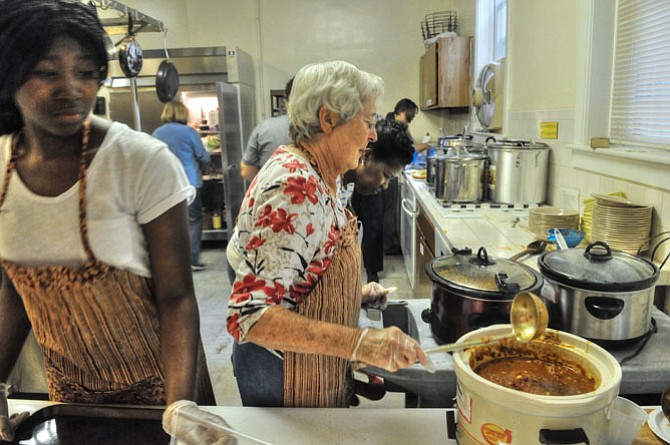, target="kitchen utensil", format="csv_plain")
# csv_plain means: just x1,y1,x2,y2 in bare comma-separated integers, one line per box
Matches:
453,325,622,445
156,29,179,103
508,239,547,261
538,241,659,342
117,16,143,78
434,148,487,203
550,227,569,250
547,228,585,248
425,292,548,354
662,387,670,423
485,139,550,205
422,246,543,344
